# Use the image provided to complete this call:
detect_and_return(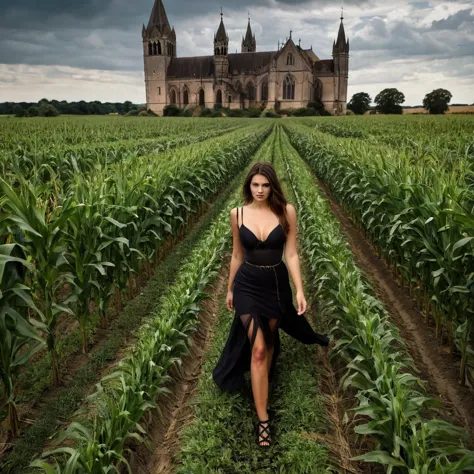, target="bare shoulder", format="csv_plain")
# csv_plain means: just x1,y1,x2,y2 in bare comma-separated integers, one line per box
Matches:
285,203,296,216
